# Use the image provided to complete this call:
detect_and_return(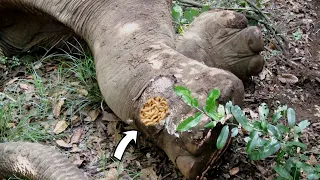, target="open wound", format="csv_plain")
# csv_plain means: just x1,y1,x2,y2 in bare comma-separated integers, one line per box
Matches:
140,97,169,126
